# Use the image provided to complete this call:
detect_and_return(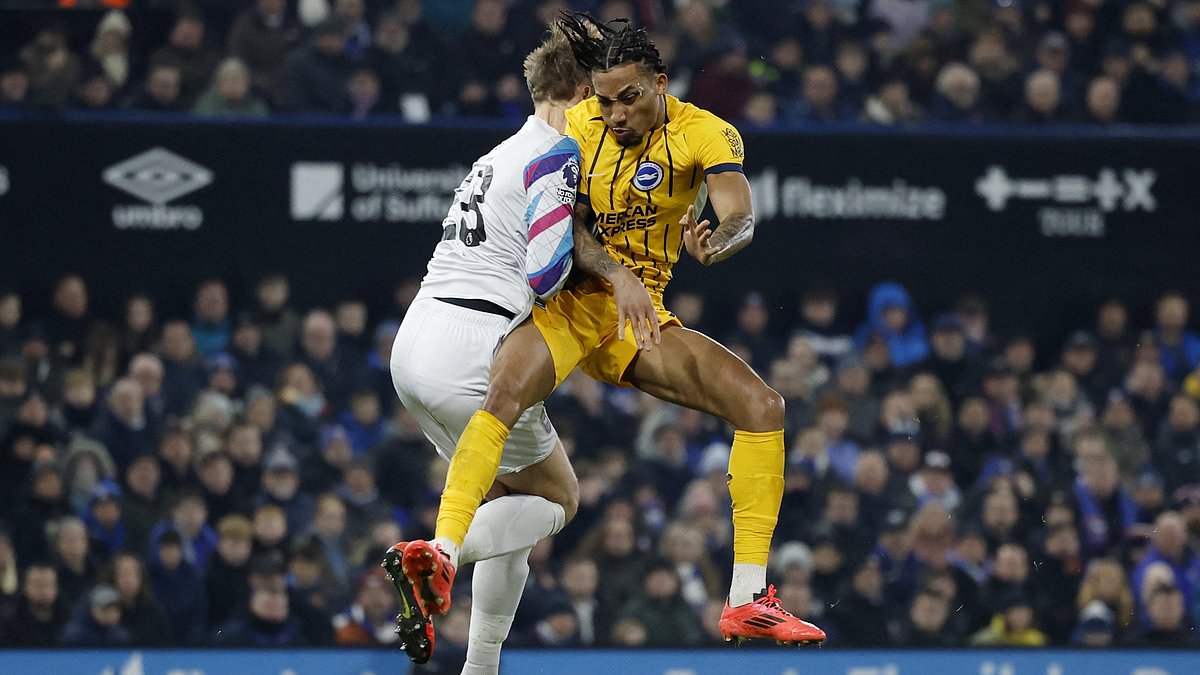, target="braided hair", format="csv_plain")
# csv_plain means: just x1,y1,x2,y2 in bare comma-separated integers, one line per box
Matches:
556,11,666,75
